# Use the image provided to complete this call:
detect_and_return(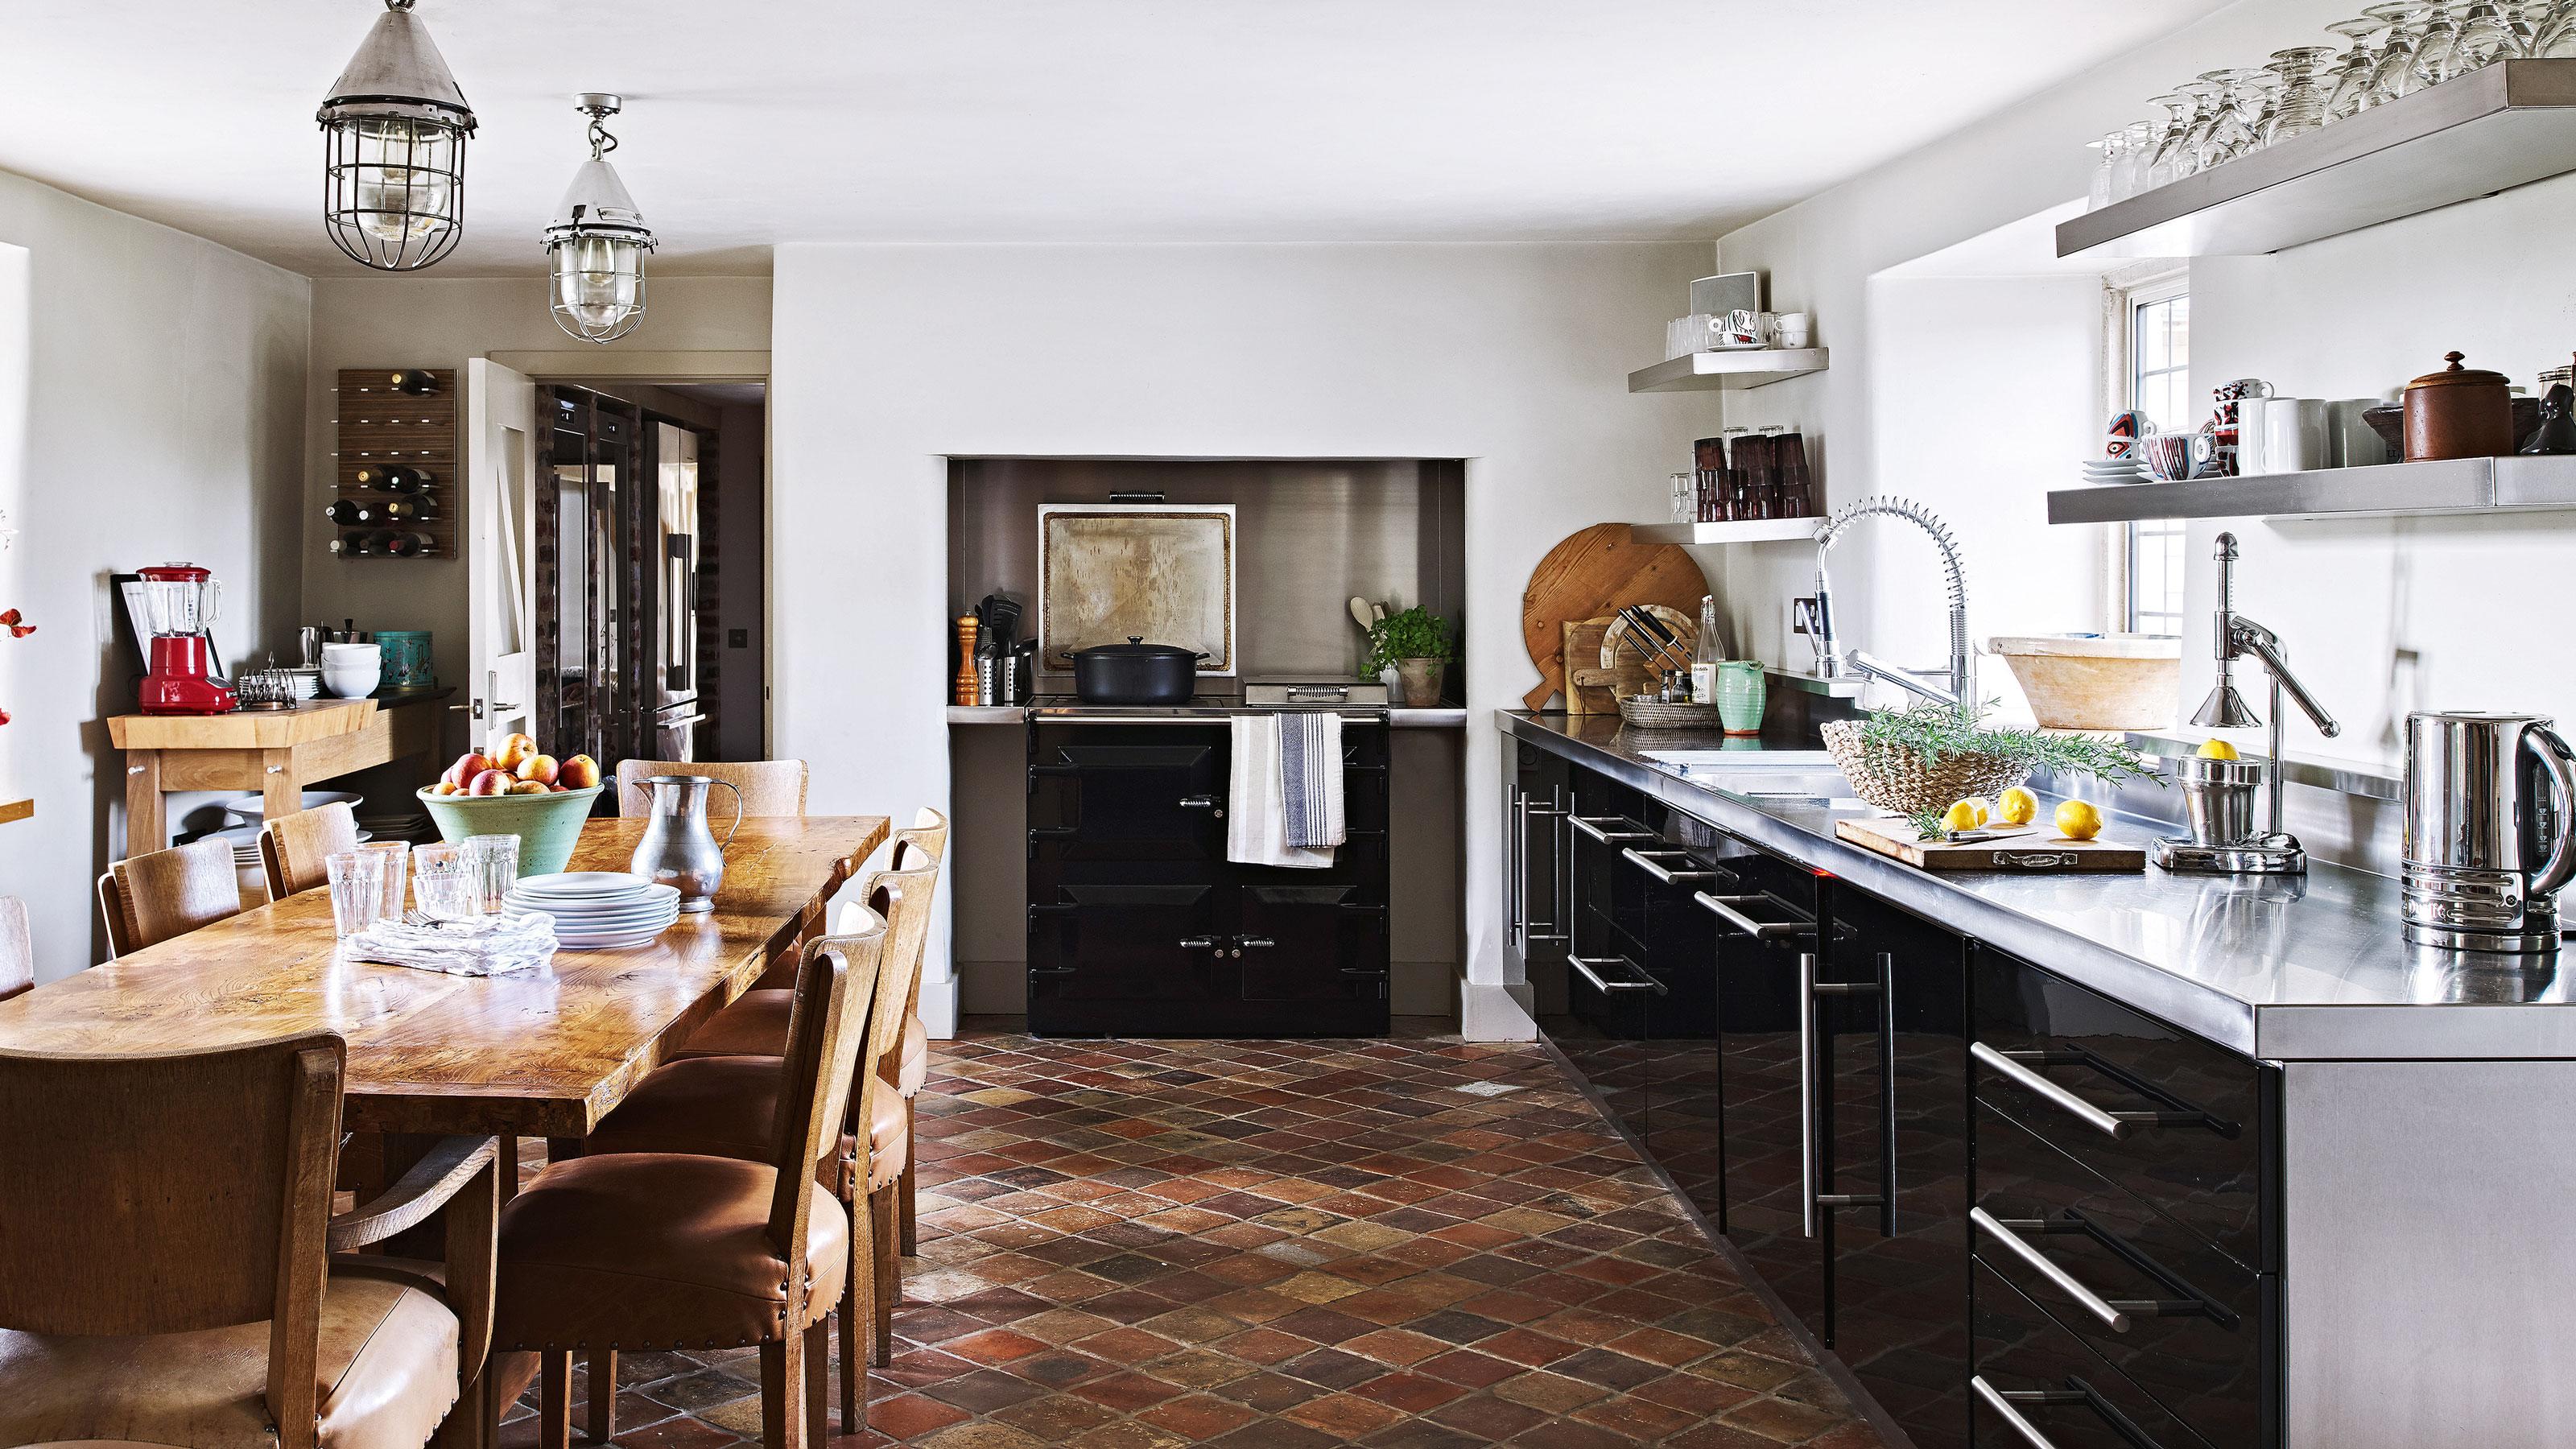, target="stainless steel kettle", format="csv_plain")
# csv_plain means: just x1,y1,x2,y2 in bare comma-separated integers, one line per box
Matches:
629,774,743,914
2402,712,2576,952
